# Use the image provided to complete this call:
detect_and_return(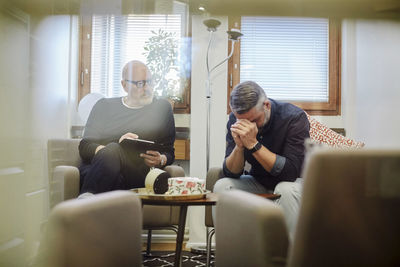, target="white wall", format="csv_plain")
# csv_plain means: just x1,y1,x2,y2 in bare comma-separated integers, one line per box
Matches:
30,15,79,139
325,19,400,148
342,19,400,147
355,20,400,147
